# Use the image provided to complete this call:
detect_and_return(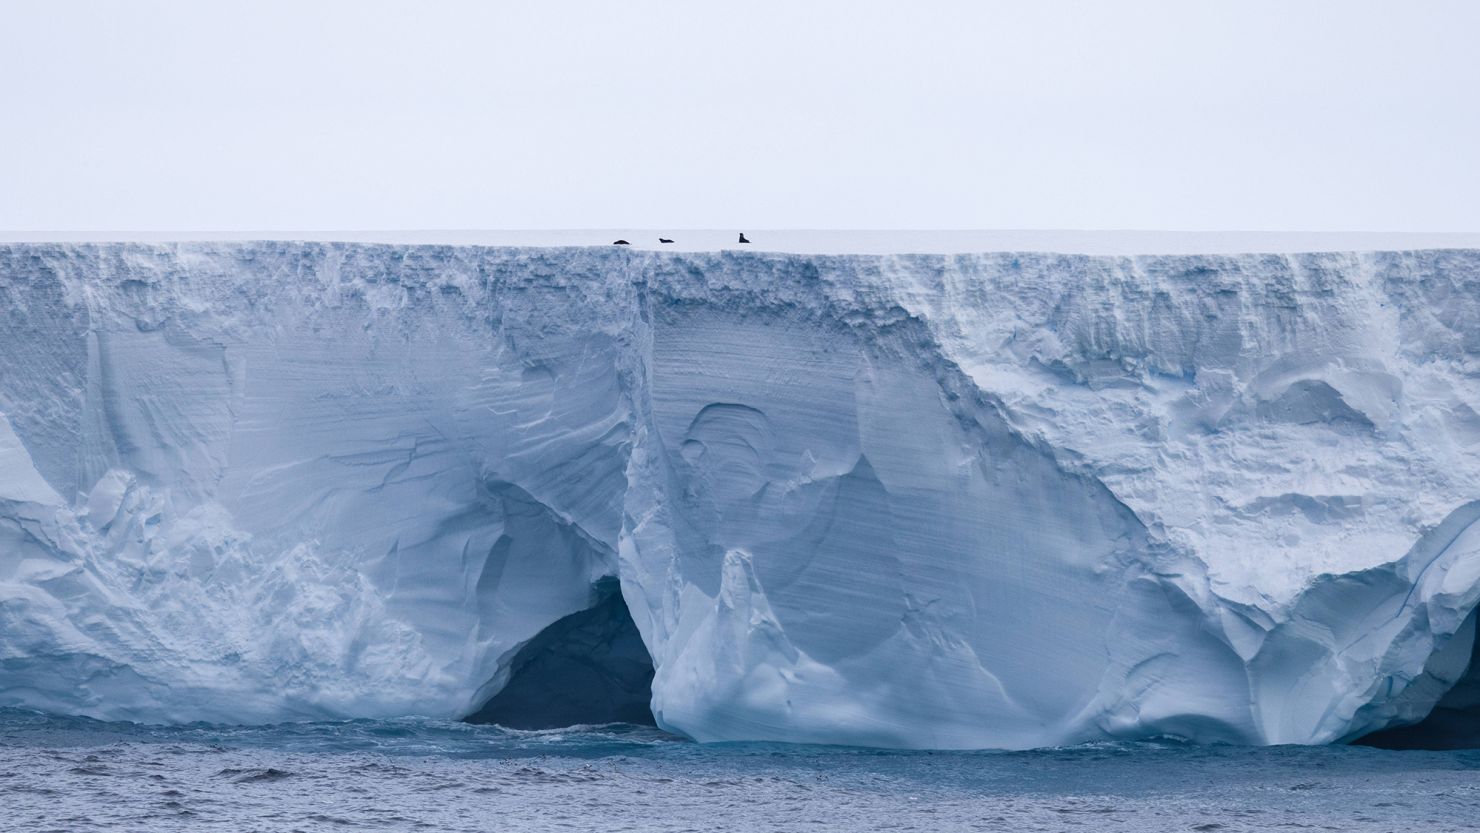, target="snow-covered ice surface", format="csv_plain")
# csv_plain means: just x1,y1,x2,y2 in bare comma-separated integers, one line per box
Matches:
2,240,1480,749
6,228,1480,254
